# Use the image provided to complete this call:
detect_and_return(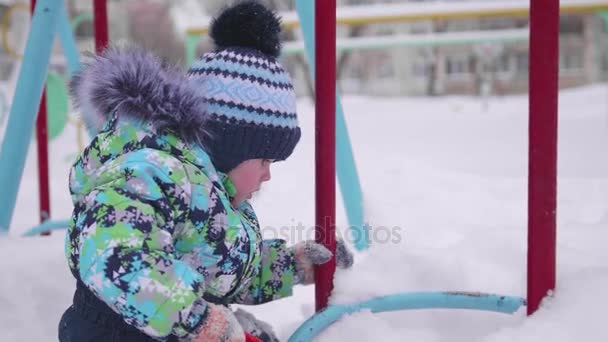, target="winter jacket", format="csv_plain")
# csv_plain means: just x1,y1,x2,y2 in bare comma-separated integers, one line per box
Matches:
64,46,296,340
